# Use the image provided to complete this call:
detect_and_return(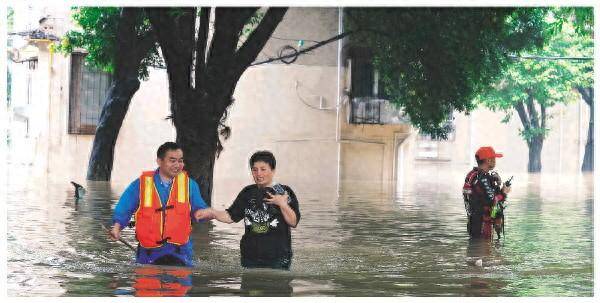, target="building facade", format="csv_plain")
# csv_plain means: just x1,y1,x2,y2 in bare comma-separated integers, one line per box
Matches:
6,6,591,203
